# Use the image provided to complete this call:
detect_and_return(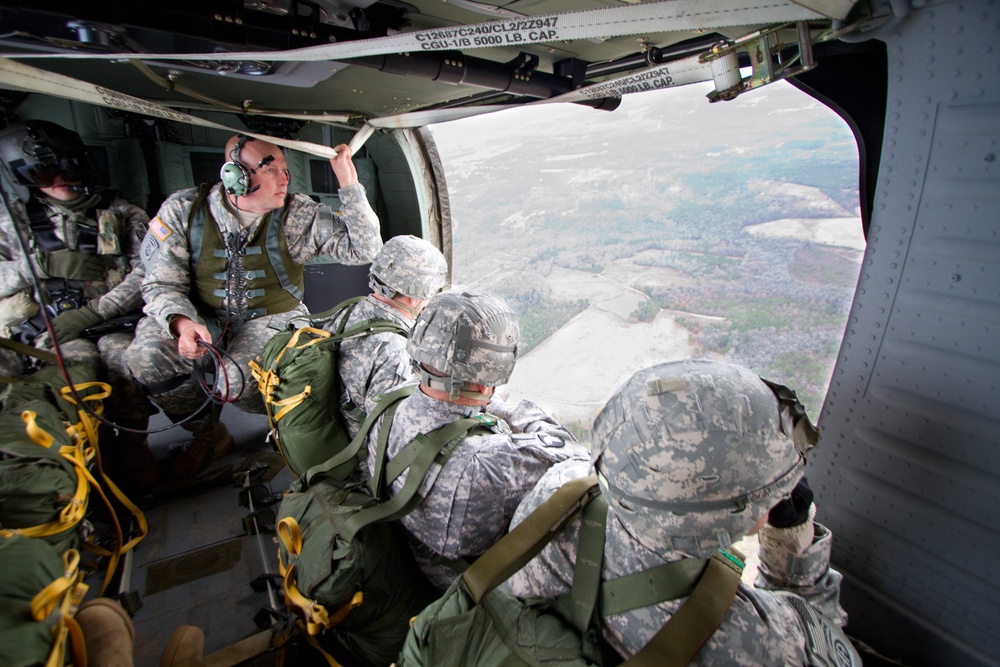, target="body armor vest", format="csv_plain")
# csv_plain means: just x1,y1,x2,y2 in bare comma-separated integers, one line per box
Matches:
188,185,305,324
25,194,125,309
